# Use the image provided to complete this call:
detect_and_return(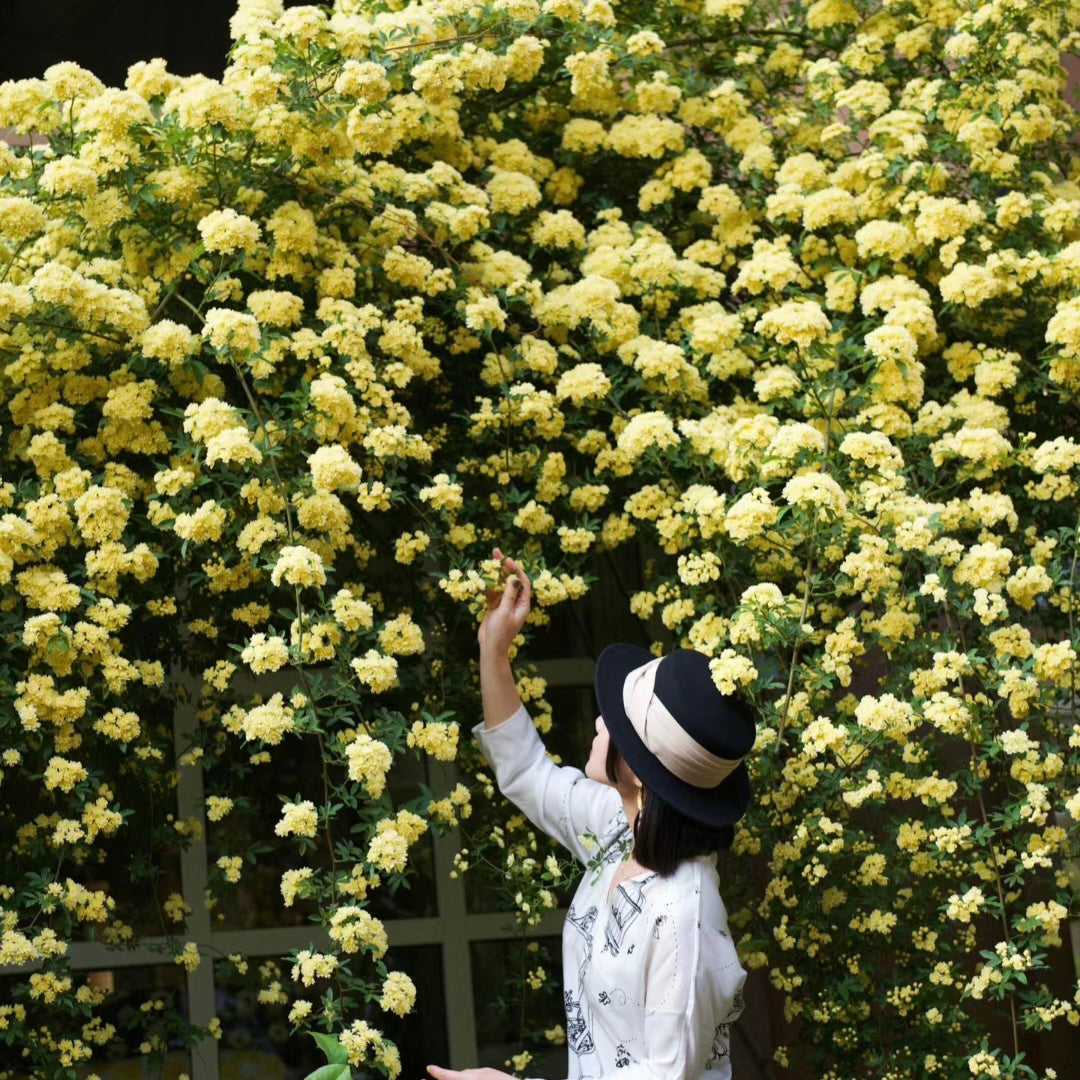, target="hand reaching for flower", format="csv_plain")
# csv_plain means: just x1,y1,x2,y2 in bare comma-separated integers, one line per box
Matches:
477,549,532,729
477,547,531,656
